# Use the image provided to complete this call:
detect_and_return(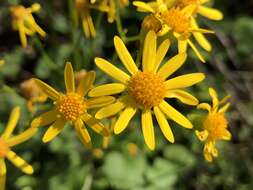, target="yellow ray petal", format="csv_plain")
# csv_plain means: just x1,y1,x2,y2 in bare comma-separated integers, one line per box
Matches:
114,36,138,75
218,103,230,113
154,106,174,143
165,73,205,89
1,107,20,140
187,39,206,63
95,58,130,84
88,83,126,97
132,1,155,13
7,127,38,147
87,14,96,37
81,114,109,136
0,159,6,190
74,119,92,148
166,89,199,105
195,130,208,141
141,110,155,150
82,16,91,38
42,119,66,143
142,31,156,71
182,4,197,17
77,71,96,97
18,21,27,48
34,79,60,101
222,130,232,140
86,96,115,109
209,87,219,108
6,151,33,175
154,39,171,72
31,109,57,128
159,100,193,128
157,53,187,79
178,39,188,53
95,96,128,119
114,106,137,134
64,62,75,93
197,103,211,112
198,6,223,20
